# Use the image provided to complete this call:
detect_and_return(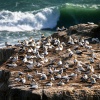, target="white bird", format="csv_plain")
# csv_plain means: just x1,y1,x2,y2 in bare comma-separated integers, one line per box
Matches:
7,62,17,67
40,73,47,80
84,40,89,45
75,50,82,54
21,77,26,84
14,77,21,82
56,27,61,31
36,51,44,59
91,52,96,59
67,48,74,57
62,74,69,79
78,42,83,47
48,67,53,74
46,81,53,87
26,63,34,69
30,79,38,89
83,74,88,80
68,36,74,44
35,71,42,76
5,42,12,47
63,63,69,69
73,38,78,43
54,68,59,73
43,46,48,55
92,38,99,43
55,74,62,79
73,57,78,65
36,62,43,67
27,73,33,80
23,54,28,63
78,66,85,72
90,77,96,84
28,47,33,53
10,54,18,62
89,58,94,63
57,80,65,86
81,74,88,82
58,59,62,65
